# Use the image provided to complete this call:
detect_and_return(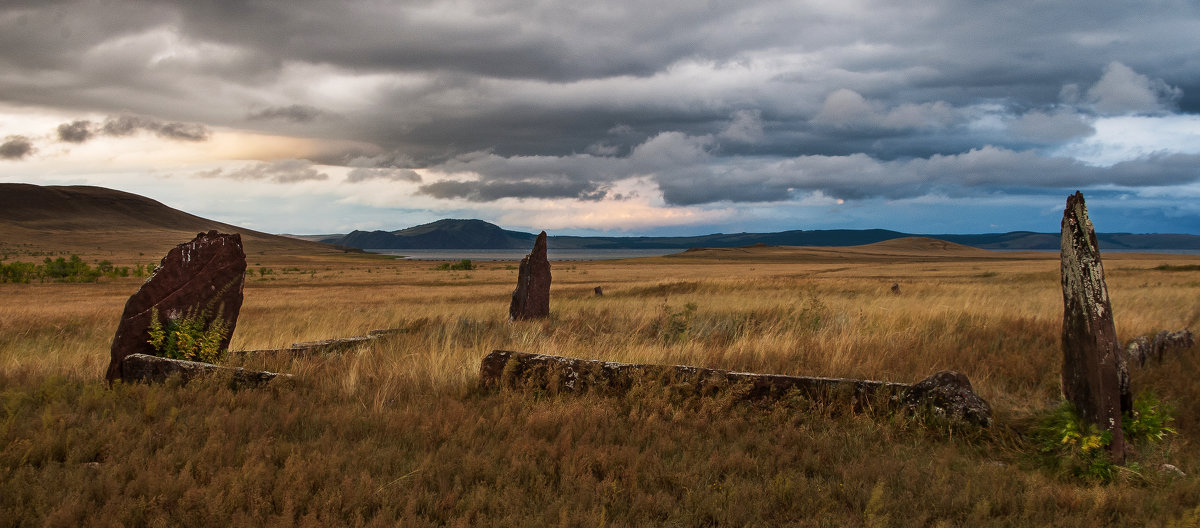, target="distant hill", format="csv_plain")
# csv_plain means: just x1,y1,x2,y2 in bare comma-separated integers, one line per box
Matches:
0,183,351,258
320,219,1200,251
331,219,537,249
